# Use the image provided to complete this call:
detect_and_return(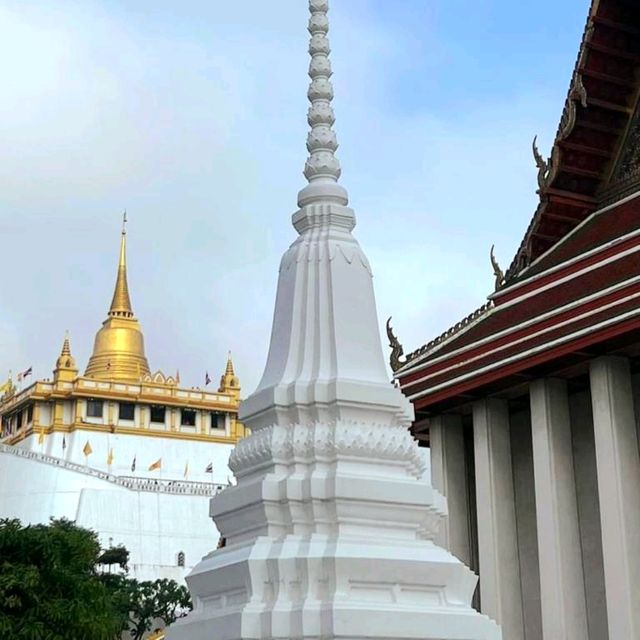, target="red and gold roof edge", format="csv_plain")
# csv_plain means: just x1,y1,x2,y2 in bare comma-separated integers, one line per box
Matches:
395,0,640,383
505,0,640,280
396,193,640,414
